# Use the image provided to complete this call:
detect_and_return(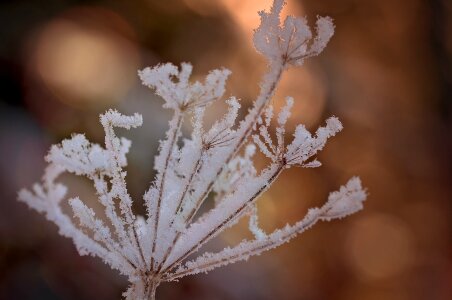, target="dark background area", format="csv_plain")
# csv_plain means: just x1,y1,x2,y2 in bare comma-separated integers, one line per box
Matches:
0,0,451,299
